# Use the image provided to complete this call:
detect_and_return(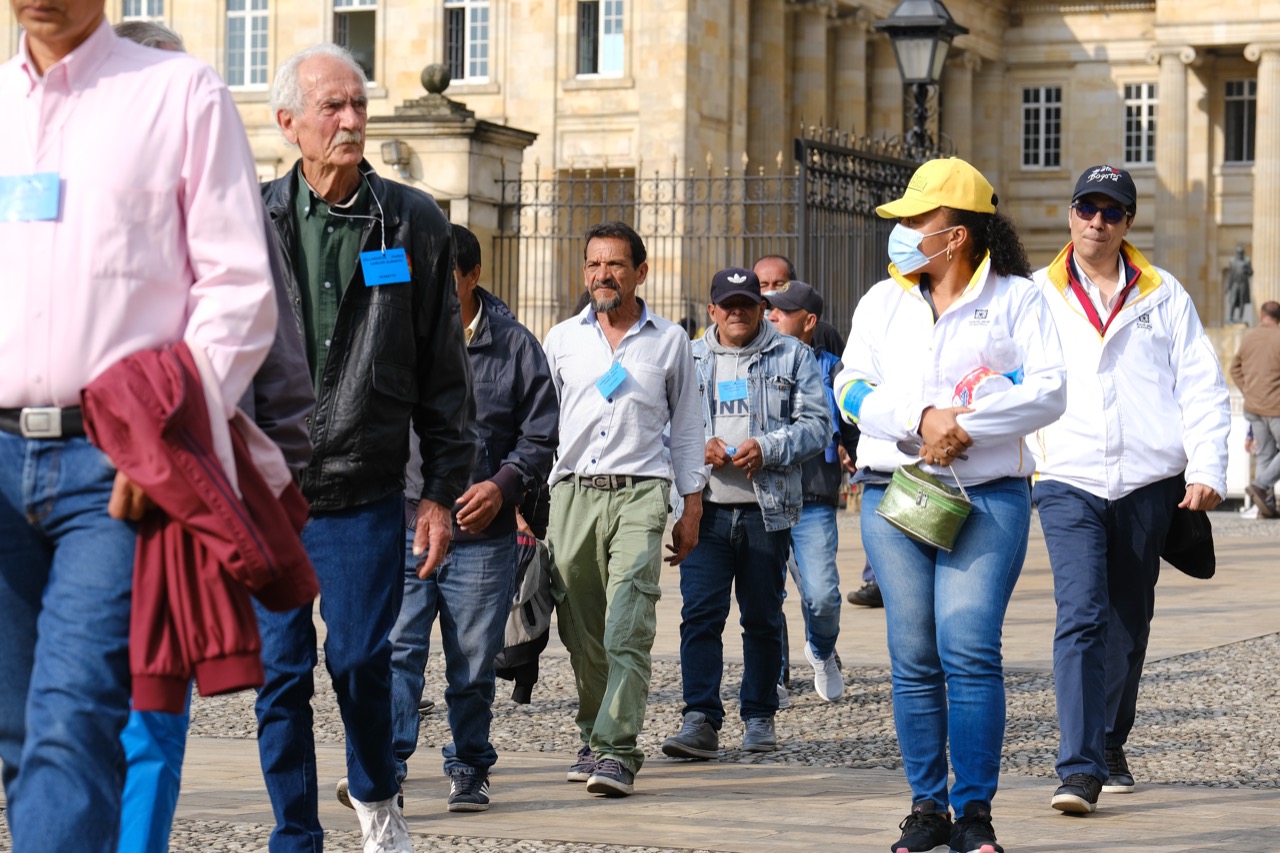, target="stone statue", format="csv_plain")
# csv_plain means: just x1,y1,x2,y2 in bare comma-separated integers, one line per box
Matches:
1225,243,1253,325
